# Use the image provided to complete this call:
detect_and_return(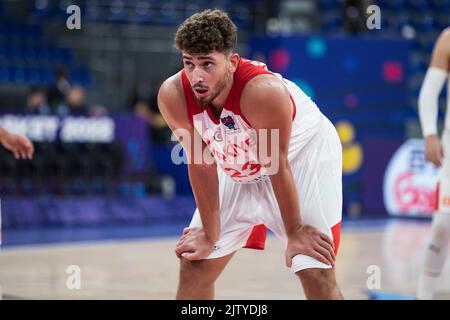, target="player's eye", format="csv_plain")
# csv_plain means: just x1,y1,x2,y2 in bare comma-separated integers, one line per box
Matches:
184,61,194,68
203,62,213,69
